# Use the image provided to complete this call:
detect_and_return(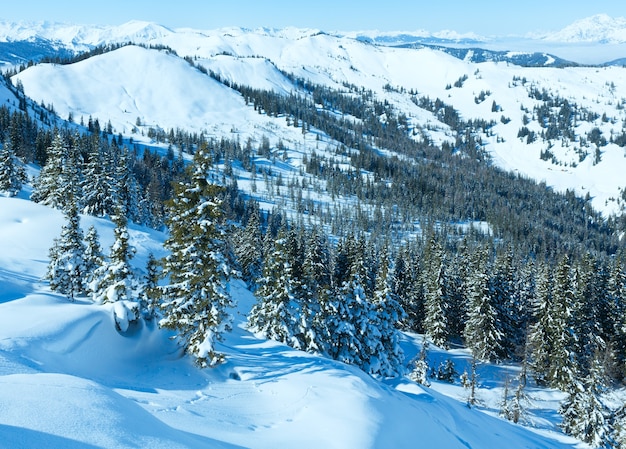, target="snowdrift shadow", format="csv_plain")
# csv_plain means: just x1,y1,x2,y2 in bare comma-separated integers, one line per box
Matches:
0,268,40,303
220,326,363,383
0,424,101,449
